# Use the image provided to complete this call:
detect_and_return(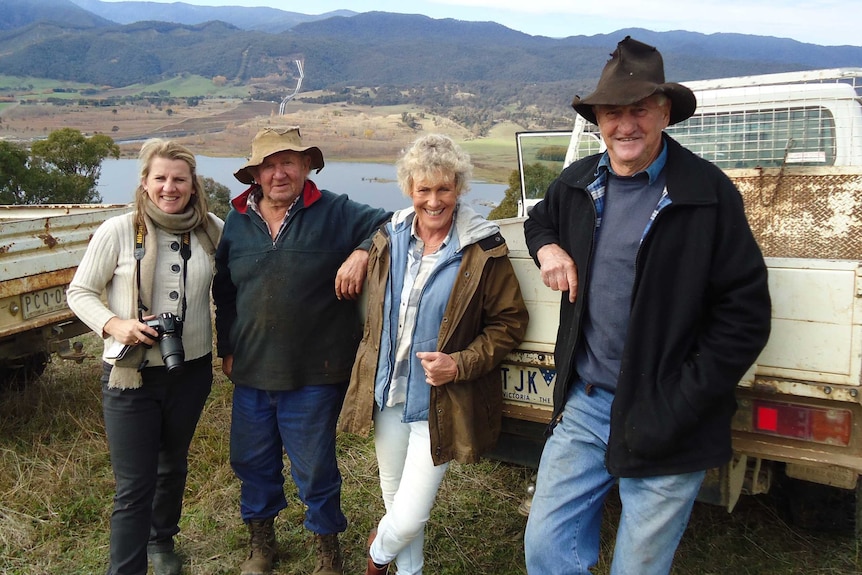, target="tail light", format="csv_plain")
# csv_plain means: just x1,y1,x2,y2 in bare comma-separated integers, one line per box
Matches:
753,400,852,446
